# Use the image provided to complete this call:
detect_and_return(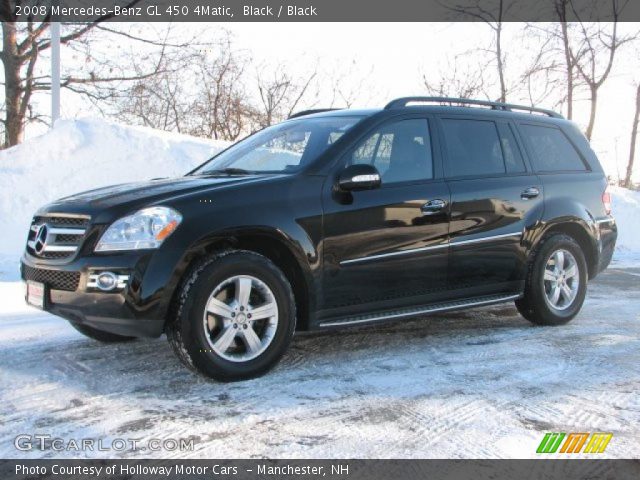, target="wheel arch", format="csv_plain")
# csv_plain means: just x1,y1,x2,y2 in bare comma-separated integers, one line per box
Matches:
535,218,598,279
166,227,316,332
